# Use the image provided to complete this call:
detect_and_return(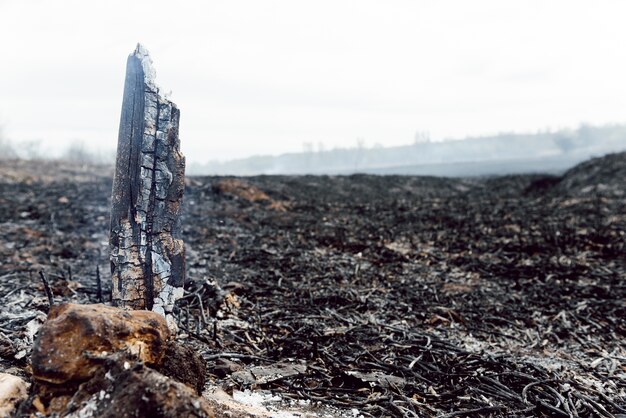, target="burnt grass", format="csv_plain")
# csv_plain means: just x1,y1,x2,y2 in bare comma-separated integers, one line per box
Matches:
0,153,625,417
